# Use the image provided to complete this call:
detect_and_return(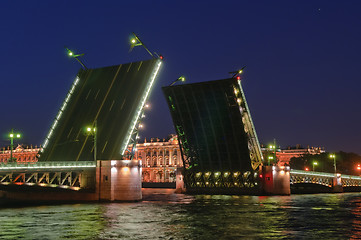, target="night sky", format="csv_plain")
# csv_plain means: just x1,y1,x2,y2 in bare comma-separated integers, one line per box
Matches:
0,1,360,154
